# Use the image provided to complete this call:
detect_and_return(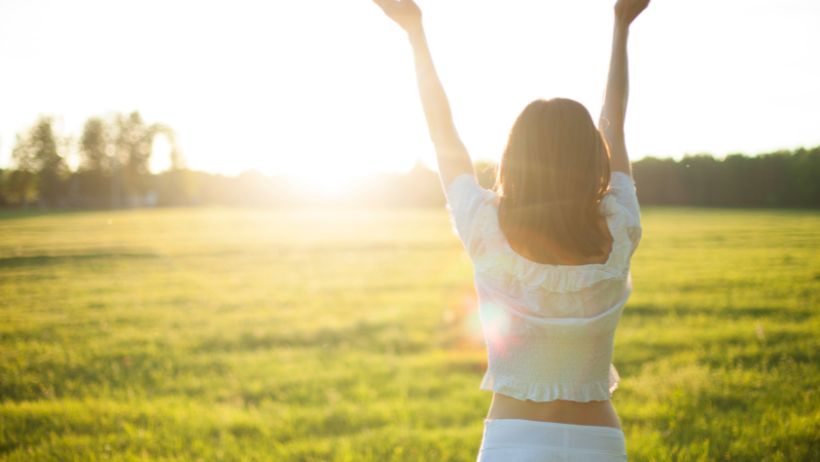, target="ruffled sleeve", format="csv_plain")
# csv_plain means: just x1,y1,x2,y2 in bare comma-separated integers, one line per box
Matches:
606,172,642,252
444,174,496,255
